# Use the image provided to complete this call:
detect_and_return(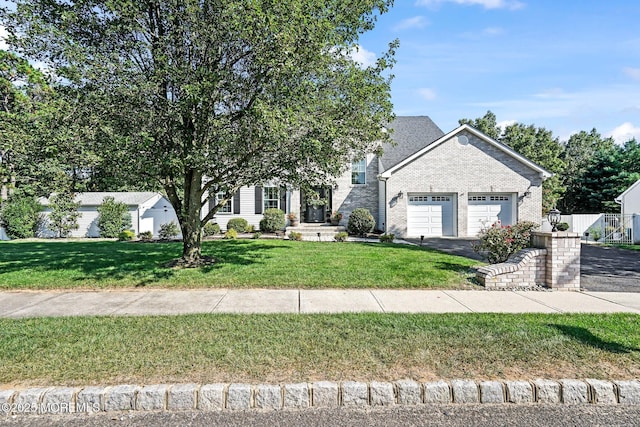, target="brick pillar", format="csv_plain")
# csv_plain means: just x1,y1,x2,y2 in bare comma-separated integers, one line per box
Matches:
532,231,581,290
